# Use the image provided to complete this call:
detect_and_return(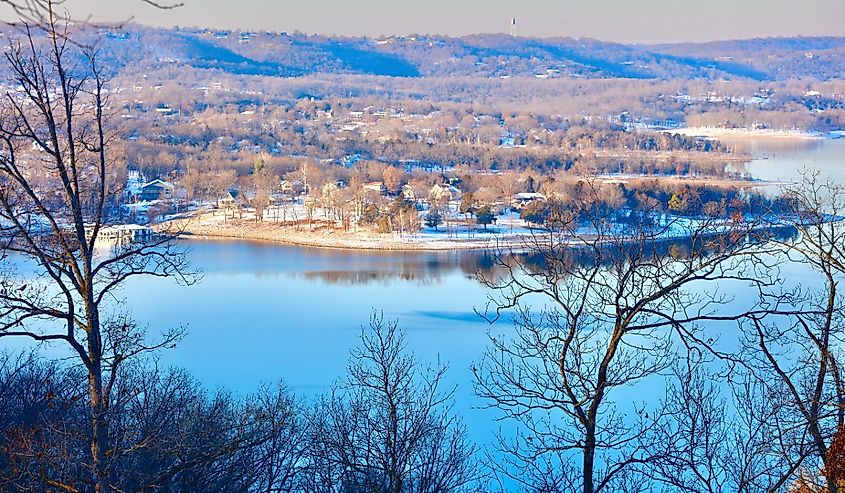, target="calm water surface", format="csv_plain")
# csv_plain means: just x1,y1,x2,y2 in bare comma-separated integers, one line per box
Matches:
729,135,845,184
129,137,842,443
122,244,505,442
